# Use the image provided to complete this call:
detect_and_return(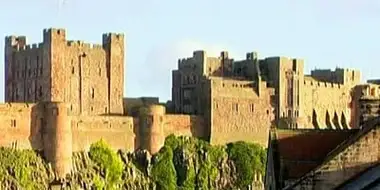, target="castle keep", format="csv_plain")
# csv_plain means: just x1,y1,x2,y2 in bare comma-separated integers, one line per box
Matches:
2,28,379,178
